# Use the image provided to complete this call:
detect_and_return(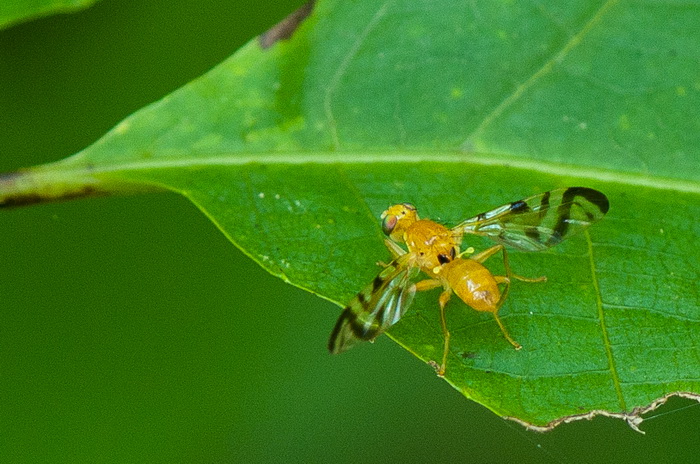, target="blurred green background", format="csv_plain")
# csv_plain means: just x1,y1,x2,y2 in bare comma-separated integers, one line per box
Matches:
1,1,698,462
